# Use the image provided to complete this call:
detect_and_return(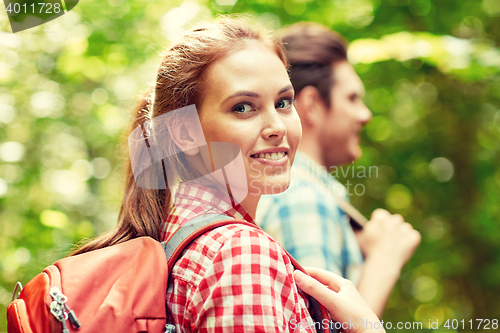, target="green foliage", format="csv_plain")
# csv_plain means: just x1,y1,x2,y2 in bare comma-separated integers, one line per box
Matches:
0,0,499,330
